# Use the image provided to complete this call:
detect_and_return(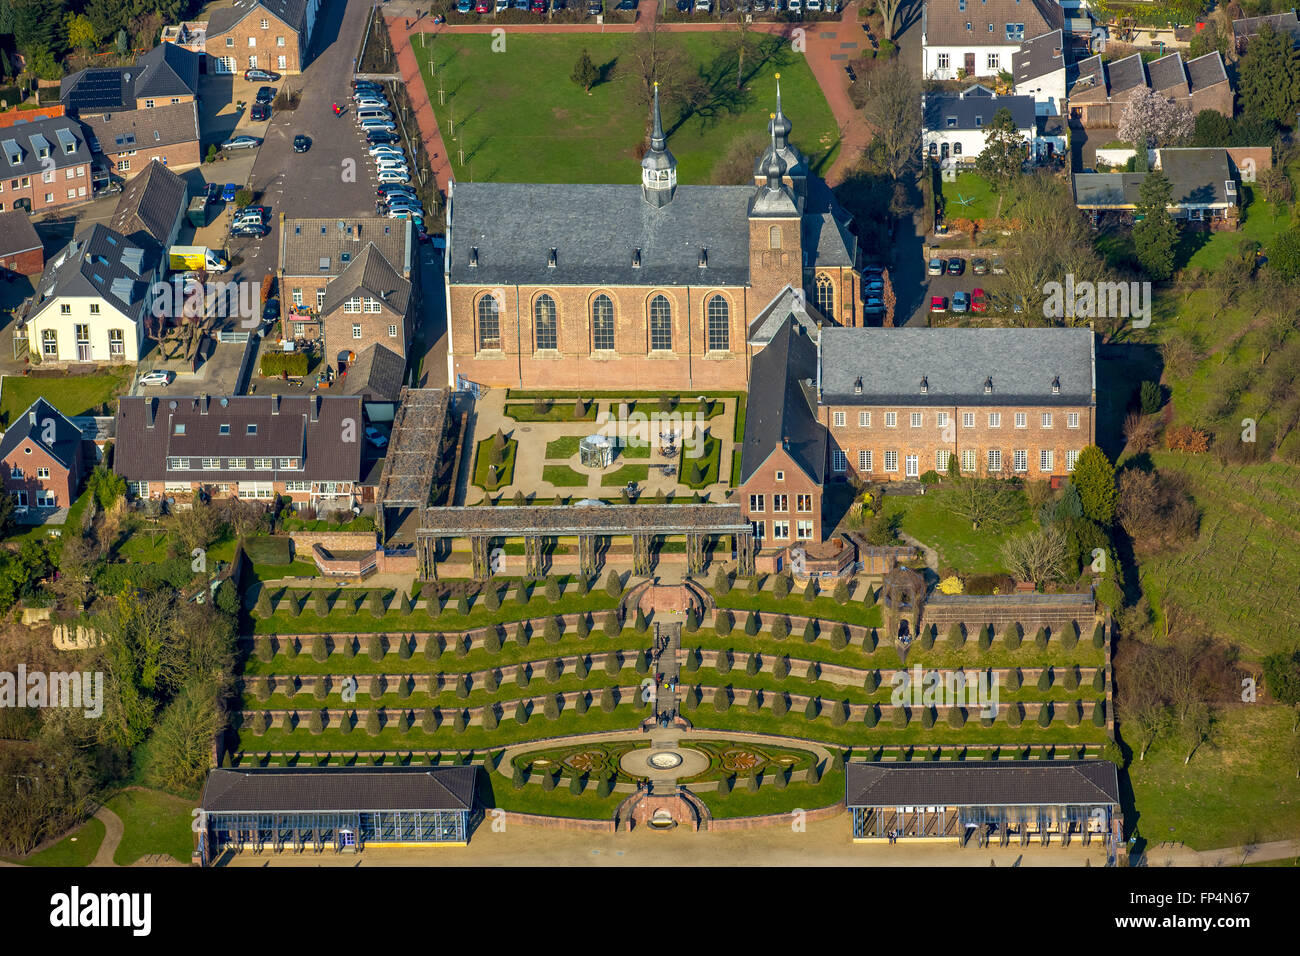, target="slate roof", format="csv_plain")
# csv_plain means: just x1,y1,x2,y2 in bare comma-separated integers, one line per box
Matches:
1106,53,1147,95
1067,54,1106,98
845,761,1121,807
82,101,200,155
740,317,825,485
134,42,200,100
923,0,1063,46
62,43,198,113
32,224,160,318
819,328,1095,407
1068,50,1227,102
1157,148,1235,205
0,115,91,177
747,283,825,346
1012,29,1066,85
280,217,412,279
924,91,1037,132
416,504,750,536
1145,52,1188,93
201,766,477,813
448,182,753,287
0,398,82,471
110,159,187,245
337,343,407,402
1185,51,1229,90
113,394,363,483
1072,172,1144,207
207,0,315,37
0,210,42,258
321,243,411,316
1231,10,1300,42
